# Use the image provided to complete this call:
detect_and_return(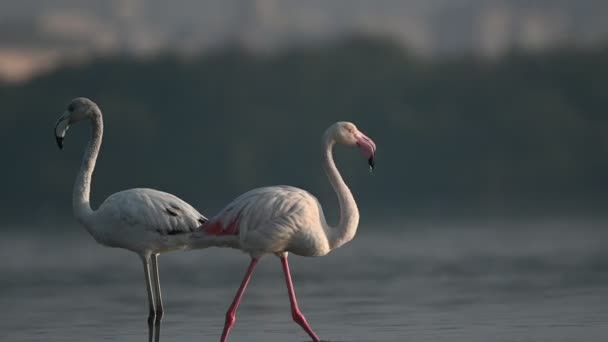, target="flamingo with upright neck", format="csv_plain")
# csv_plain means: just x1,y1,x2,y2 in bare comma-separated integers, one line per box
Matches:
198,121,376,342
54,97,212,324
